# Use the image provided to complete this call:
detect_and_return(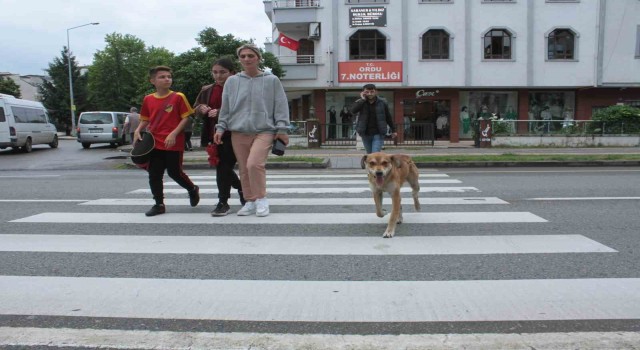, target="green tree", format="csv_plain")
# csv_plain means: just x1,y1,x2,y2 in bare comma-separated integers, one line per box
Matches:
39,47,90,134
0,76,21,98
87,33,150,111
